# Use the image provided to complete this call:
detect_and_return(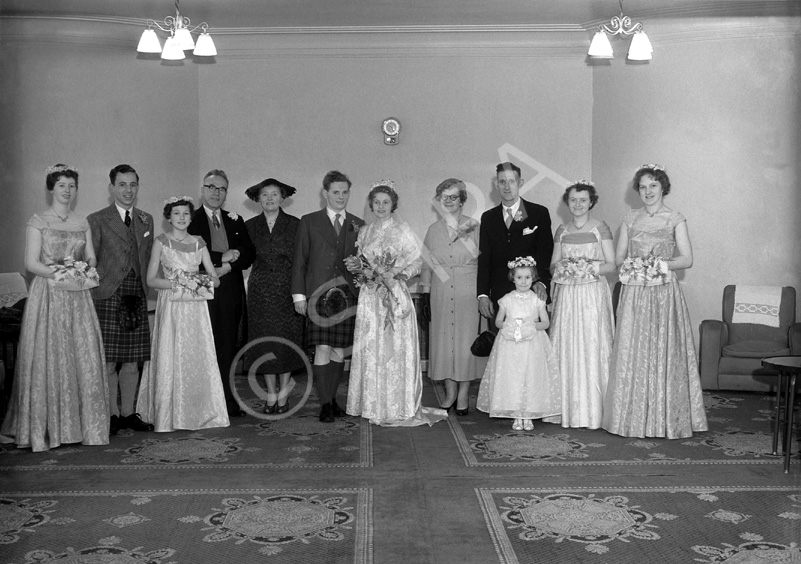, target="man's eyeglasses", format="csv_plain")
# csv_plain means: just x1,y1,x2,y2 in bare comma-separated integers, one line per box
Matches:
203,184,228,193
439,195,461,202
